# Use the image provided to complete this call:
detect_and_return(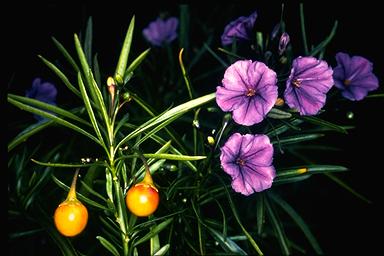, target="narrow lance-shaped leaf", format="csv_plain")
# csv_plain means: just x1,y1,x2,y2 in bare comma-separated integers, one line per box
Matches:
8,94,89,126
115,15,135,84
96,236,120,256
264,195,290,255
206,226,247,255
77,73,106,148
8,97,102,147
133,218,173,247
154,244,170,256
84,16,93,66
51,36,80,73
8,120,53,152
273,133,324,145
116,92,215,152
74,33,98,103
52,175,110,211
310,20,338,57
299,115,347,134
124,48,151,84
38,55,81,98
268,192,323,254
